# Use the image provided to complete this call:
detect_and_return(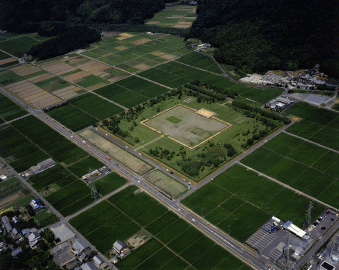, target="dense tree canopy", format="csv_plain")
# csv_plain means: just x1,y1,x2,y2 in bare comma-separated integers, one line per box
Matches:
189,0,339,78
0,0,166,31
